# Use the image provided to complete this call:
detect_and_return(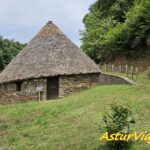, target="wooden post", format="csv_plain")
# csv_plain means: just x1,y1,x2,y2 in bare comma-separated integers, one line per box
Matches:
125,65,128,76
105,64,107,72
112,65,114,73
136,67,138,80
119,65,122,73
131,66,133,79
